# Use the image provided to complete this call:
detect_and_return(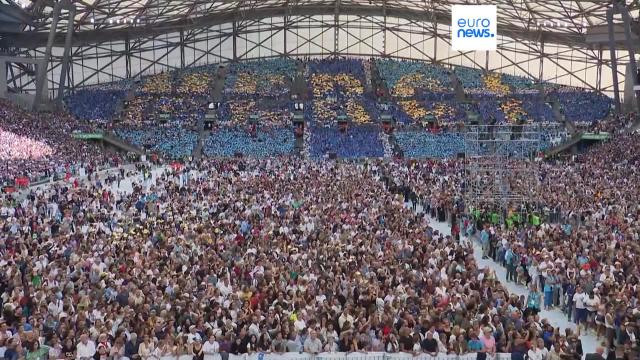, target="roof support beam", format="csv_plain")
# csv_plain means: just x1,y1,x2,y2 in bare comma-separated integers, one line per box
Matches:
2,4,591,49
